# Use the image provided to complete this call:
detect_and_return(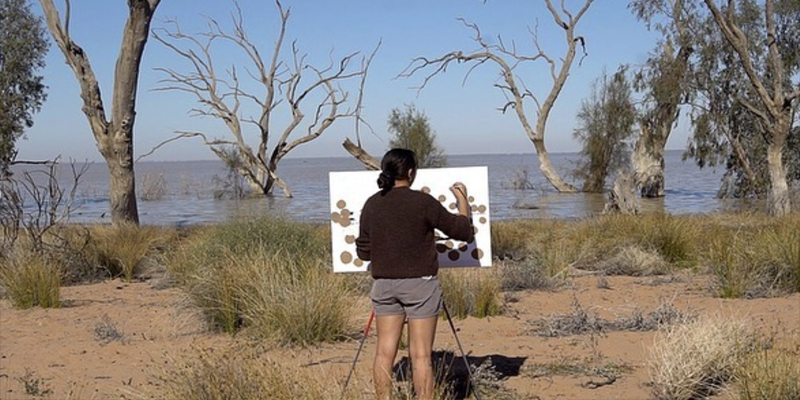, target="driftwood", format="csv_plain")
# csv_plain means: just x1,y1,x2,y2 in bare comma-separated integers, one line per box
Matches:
603,172,639,215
